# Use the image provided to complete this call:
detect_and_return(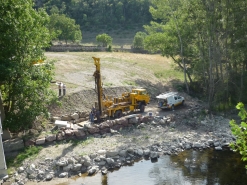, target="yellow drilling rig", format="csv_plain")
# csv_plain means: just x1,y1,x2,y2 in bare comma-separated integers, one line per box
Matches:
92,57,150,118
